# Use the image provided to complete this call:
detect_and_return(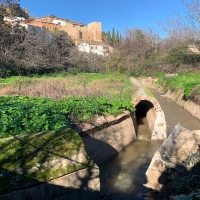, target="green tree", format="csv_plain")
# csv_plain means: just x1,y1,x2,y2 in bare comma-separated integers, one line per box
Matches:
10,3,29,18
116,30,120,45
119,34,123,44
111,27,115,47
107,31,111,45
102,31,107,43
